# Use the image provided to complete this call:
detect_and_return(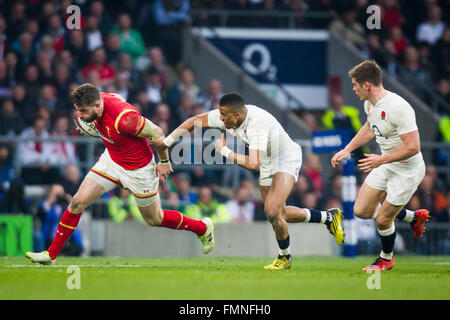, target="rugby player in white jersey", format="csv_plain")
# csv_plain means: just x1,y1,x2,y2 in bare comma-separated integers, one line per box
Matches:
331,60,429,271
151,92,344,270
